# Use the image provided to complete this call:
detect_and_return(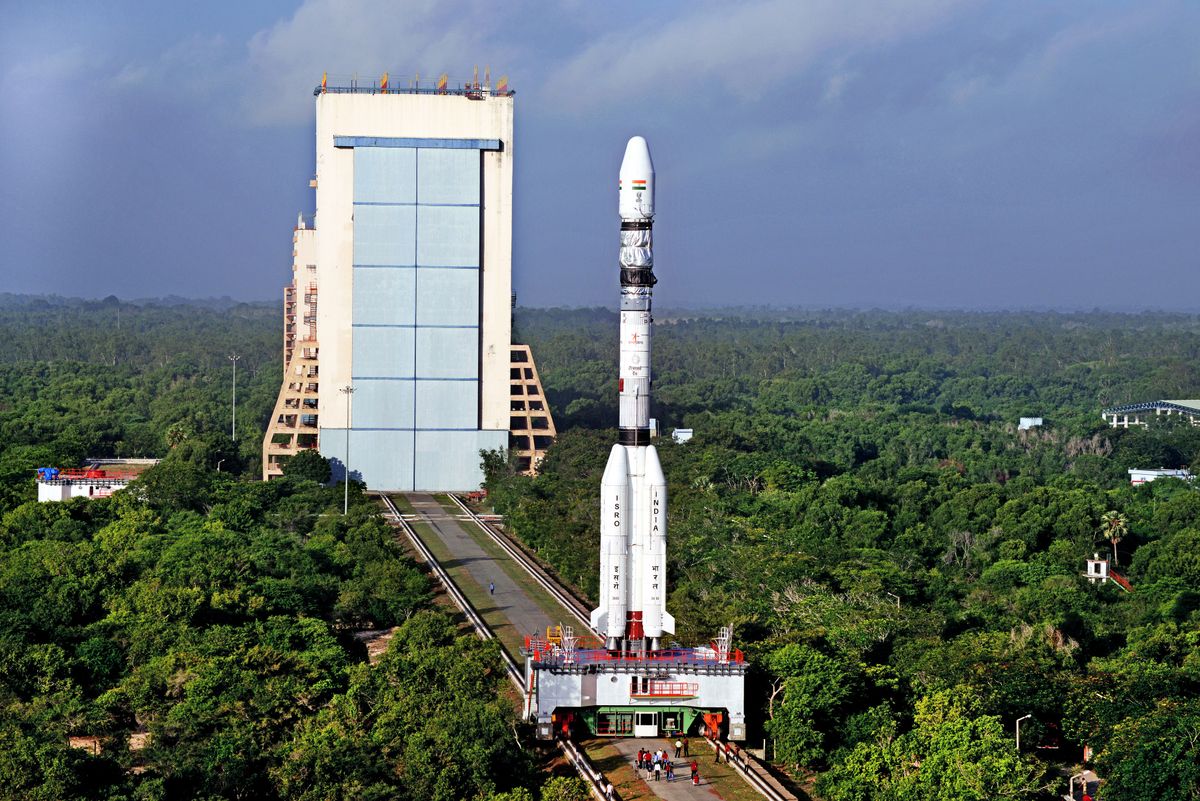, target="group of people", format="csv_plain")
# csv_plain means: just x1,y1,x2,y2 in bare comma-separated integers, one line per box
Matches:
635,742,700,786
